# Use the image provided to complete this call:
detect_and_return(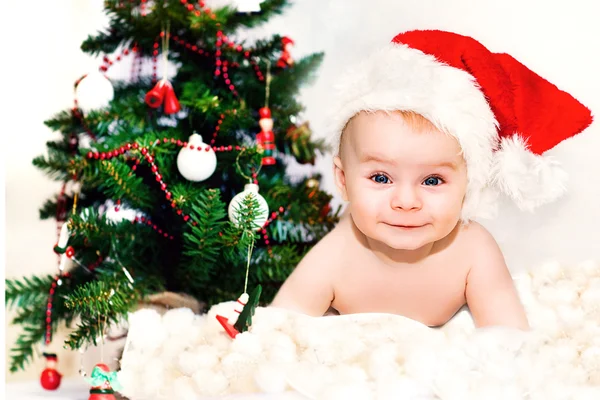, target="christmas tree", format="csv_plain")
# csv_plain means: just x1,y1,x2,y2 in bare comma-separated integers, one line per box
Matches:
5,0,338,373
